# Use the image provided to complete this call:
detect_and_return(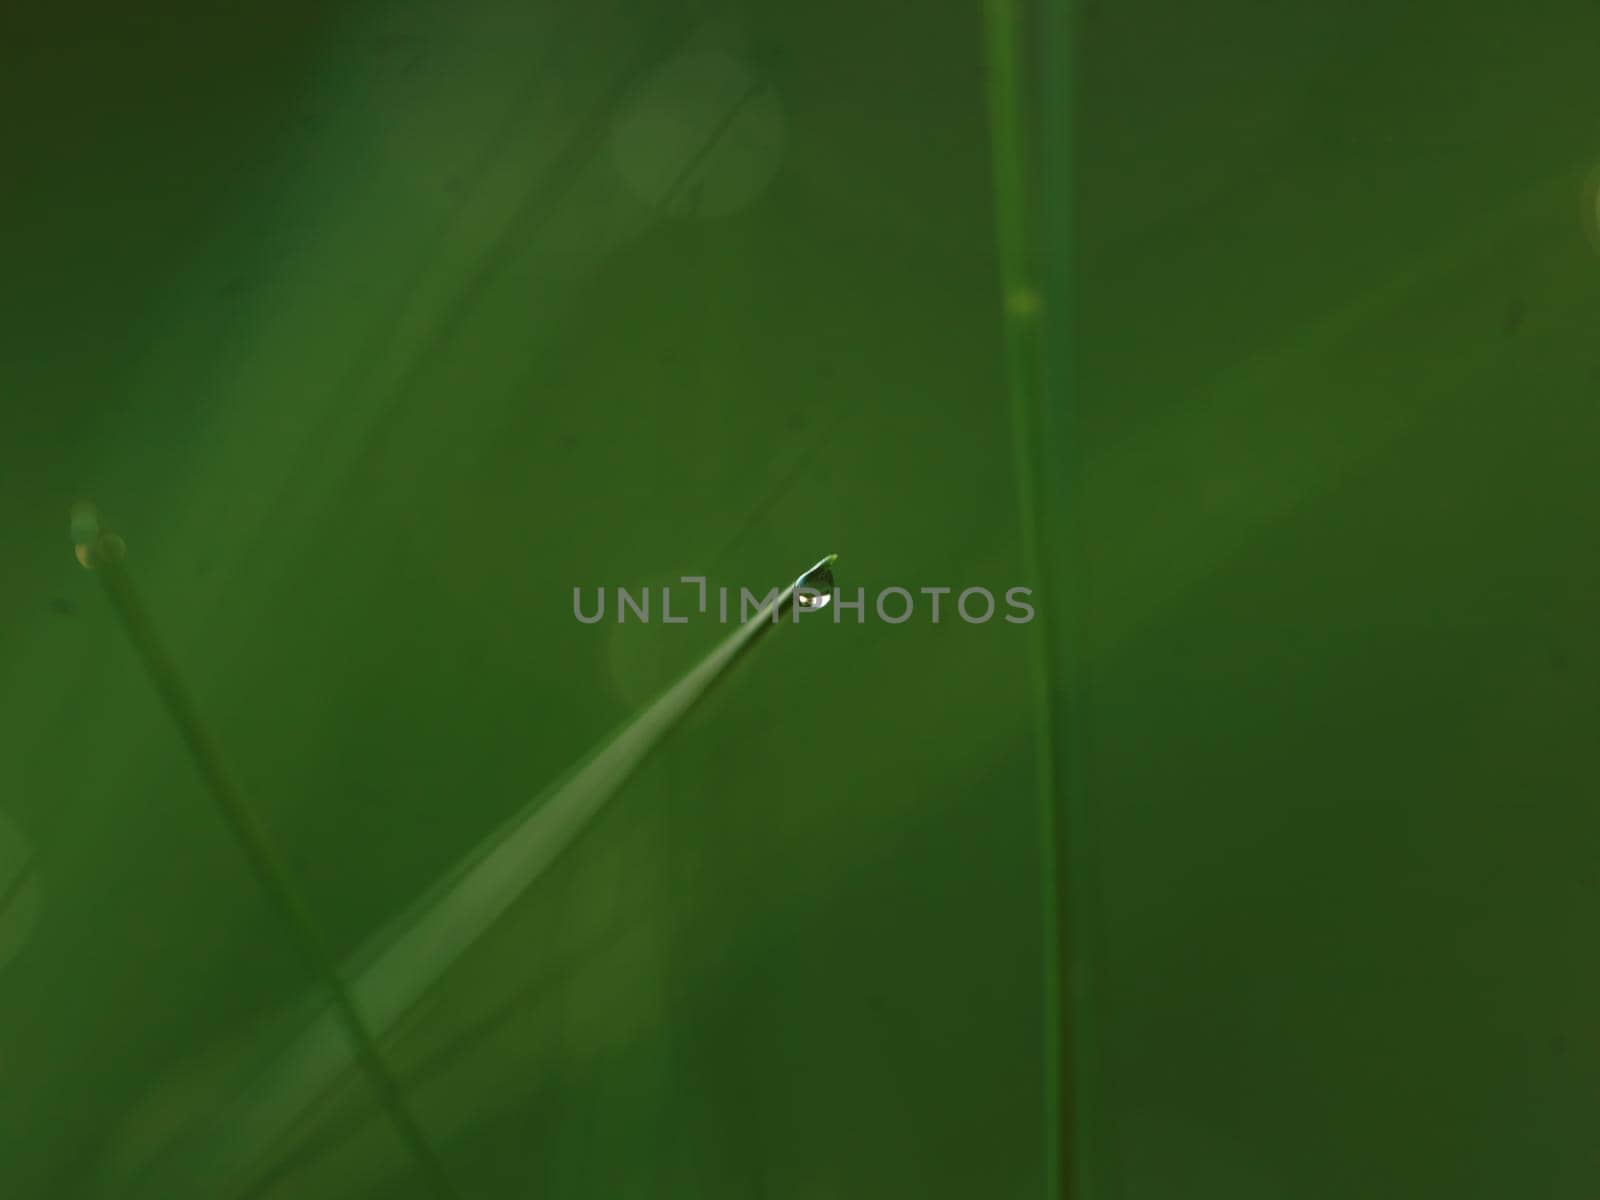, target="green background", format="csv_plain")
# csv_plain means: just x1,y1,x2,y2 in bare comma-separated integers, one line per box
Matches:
2,1,1597,1196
